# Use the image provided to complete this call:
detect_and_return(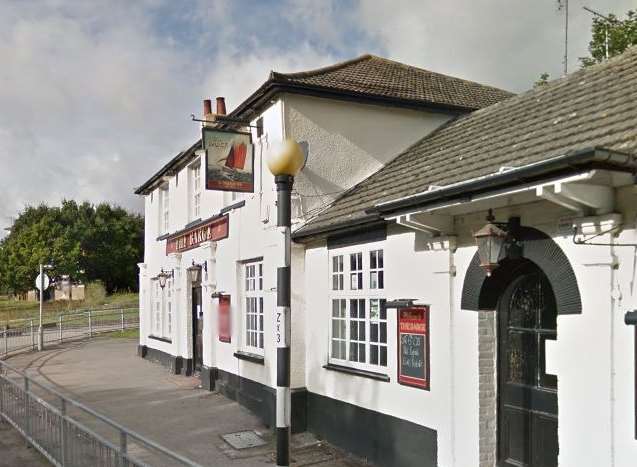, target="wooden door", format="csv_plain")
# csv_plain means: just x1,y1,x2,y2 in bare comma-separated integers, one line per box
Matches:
192,286,203,371
497,269,558,467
